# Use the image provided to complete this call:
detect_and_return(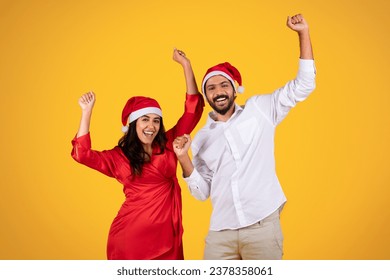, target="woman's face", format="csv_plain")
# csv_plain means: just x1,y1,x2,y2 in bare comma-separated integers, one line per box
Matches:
135,113,161,147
